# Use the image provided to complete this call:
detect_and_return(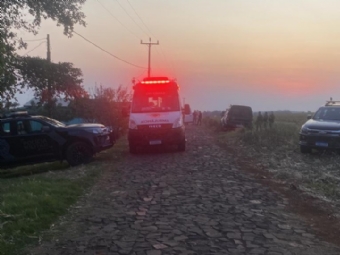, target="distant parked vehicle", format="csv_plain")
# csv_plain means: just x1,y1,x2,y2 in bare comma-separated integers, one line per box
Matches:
183,104,194,124
299,100,340,153
0,112,115,167
221,105,253,130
